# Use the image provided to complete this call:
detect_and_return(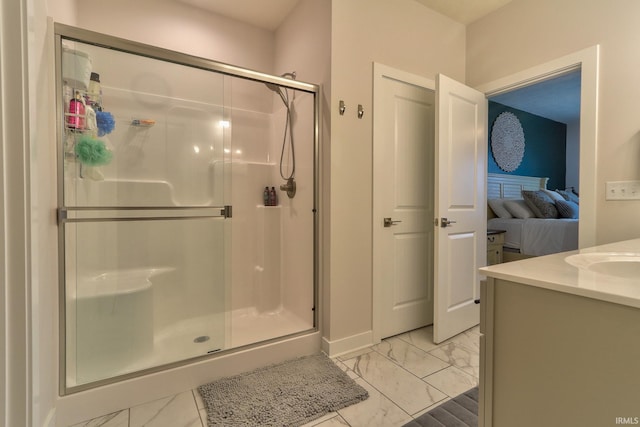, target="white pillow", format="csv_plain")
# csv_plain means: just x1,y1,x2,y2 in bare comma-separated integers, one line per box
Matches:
541,189,566,202
488,198,513,218
504,199,536,219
